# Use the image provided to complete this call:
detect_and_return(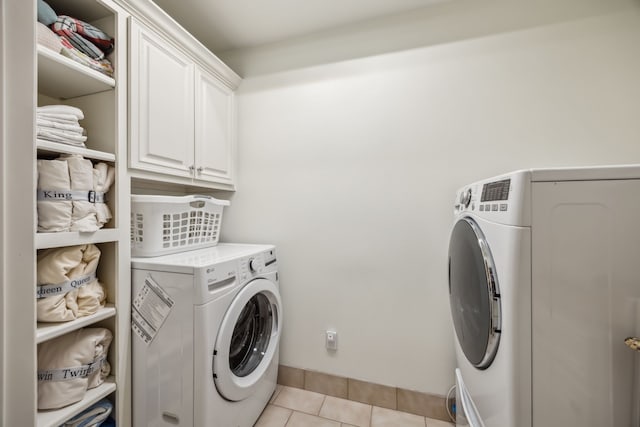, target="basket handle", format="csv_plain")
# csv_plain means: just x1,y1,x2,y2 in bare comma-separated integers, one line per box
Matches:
190,195,211,208
185,194,230,208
